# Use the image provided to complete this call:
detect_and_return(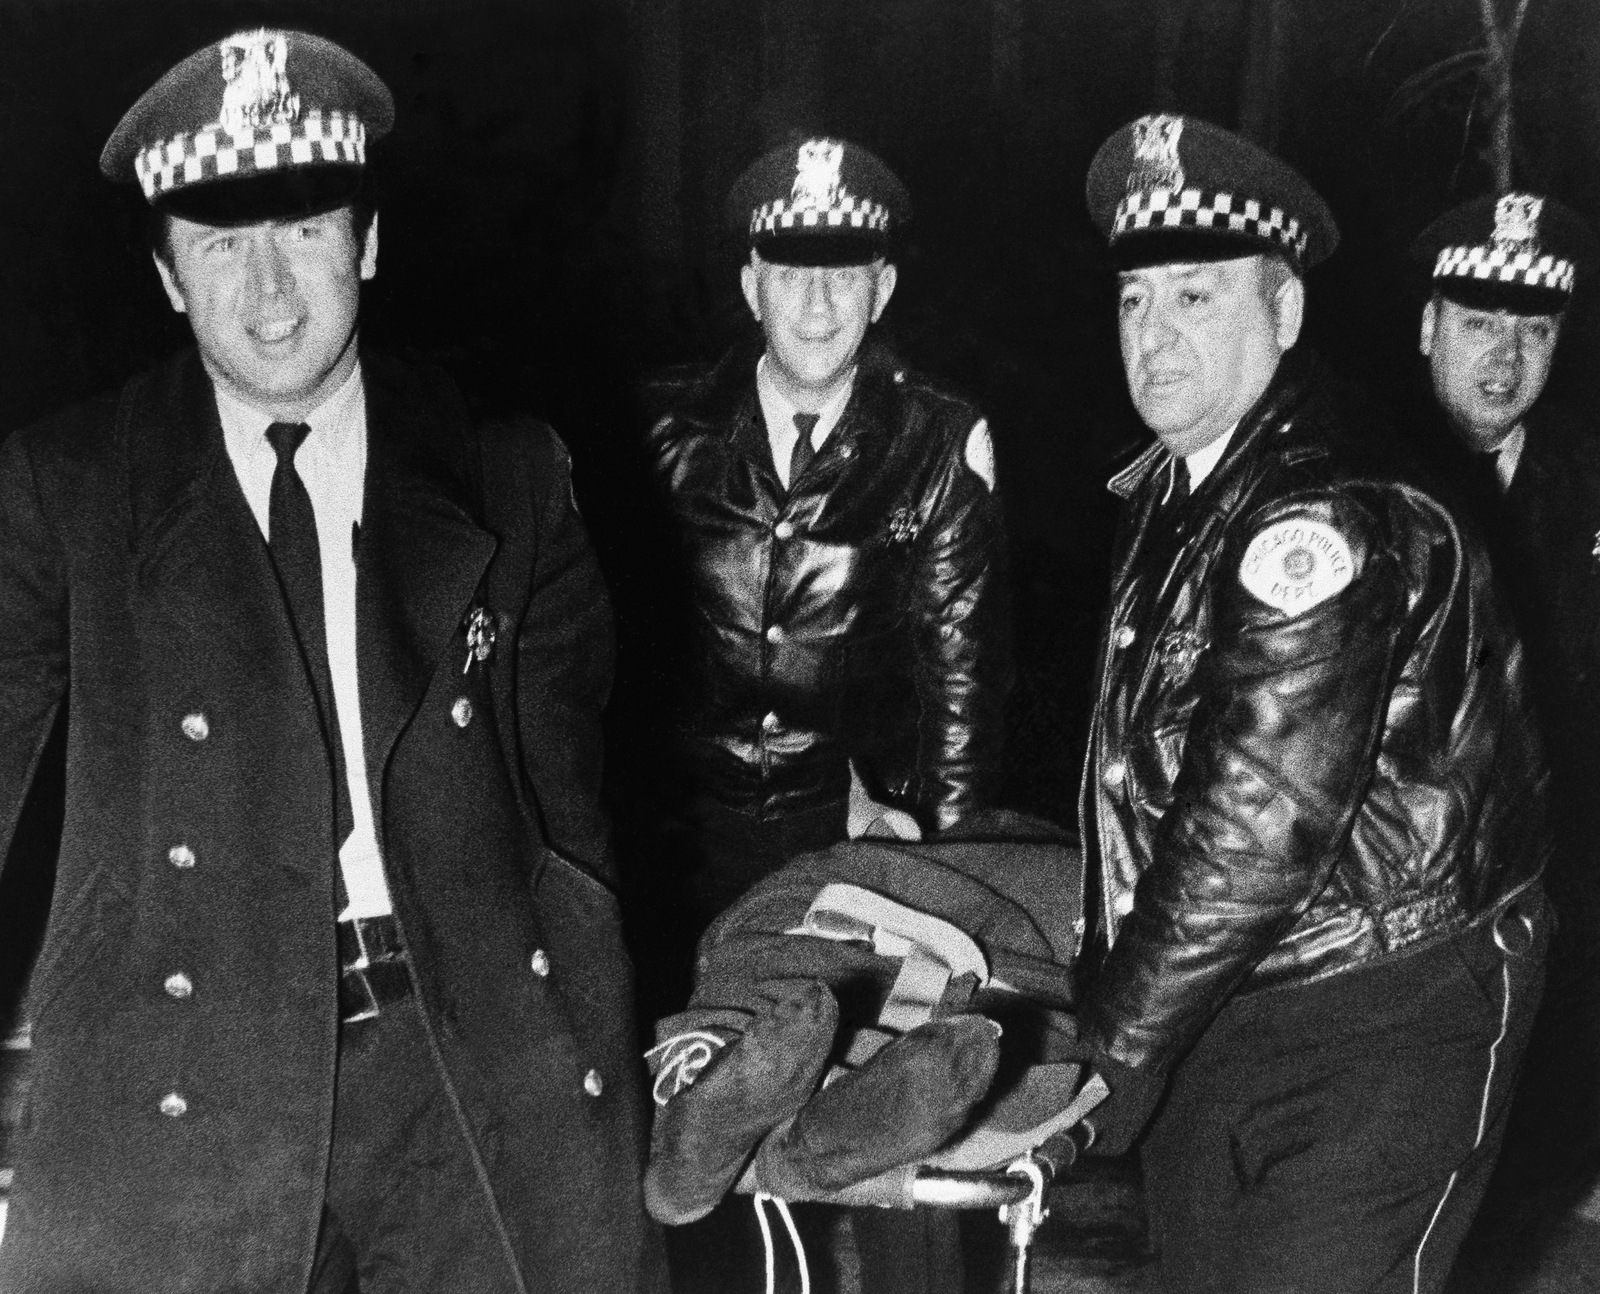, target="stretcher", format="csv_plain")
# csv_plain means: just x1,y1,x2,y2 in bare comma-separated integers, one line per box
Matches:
649,818,1105,1294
